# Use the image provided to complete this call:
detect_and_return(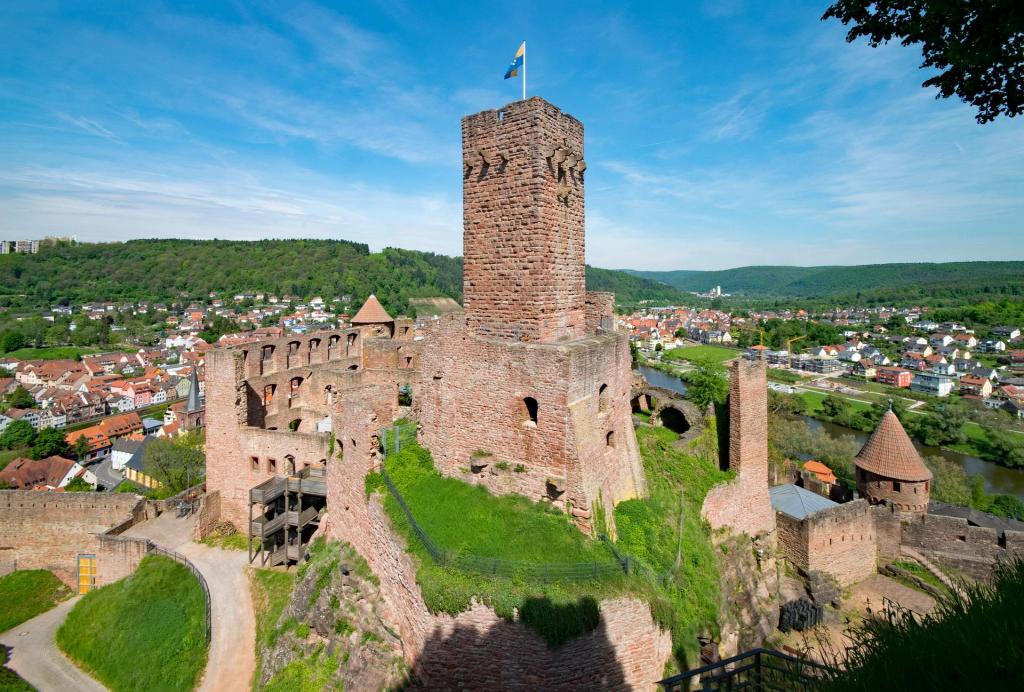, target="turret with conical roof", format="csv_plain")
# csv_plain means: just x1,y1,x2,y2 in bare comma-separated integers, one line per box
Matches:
855,410,931,513
350,294,395,338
